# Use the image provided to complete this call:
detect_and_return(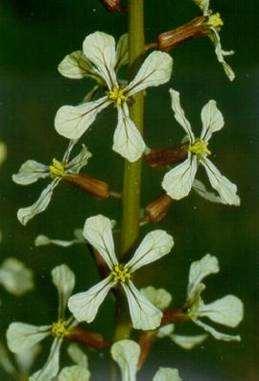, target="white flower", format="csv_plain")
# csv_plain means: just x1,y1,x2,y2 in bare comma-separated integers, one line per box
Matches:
111,339,182,381
55,31,173,162
185,254,244,342
35,229,84,248
68,215,174,330
0,141,7,166
192,179,230,205
193,0,235,81
0,257,34,296
162,89,240,205
6,264,76,381
13,143,92,225
57,344,90,381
